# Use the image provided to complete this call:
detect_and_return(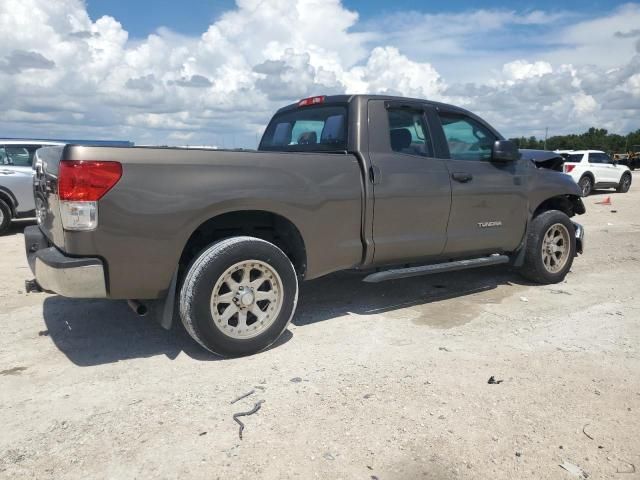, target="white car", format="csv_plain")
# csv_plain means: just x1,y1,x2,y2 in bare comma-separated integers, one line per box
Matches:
556,149,632,197
0,140,65,234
